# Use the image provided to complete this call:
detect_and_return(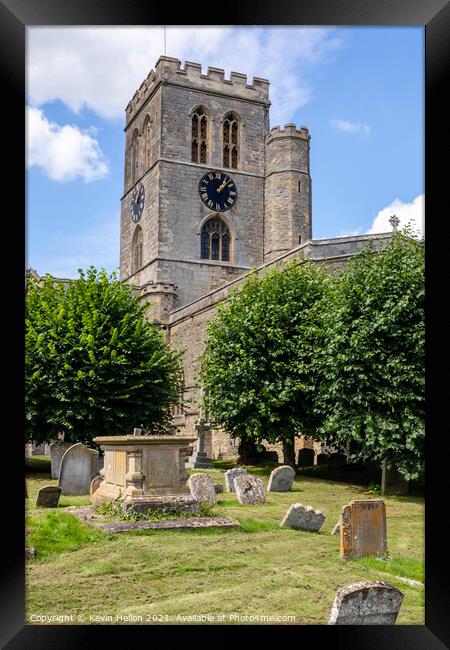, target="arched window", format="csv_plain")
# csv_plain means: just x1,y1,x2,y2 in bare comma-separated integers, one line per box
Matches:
131,129,139,184
200,217,230,262
223,112,239,169
143,115,151,169
191,107,208,164
131,225,143,273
